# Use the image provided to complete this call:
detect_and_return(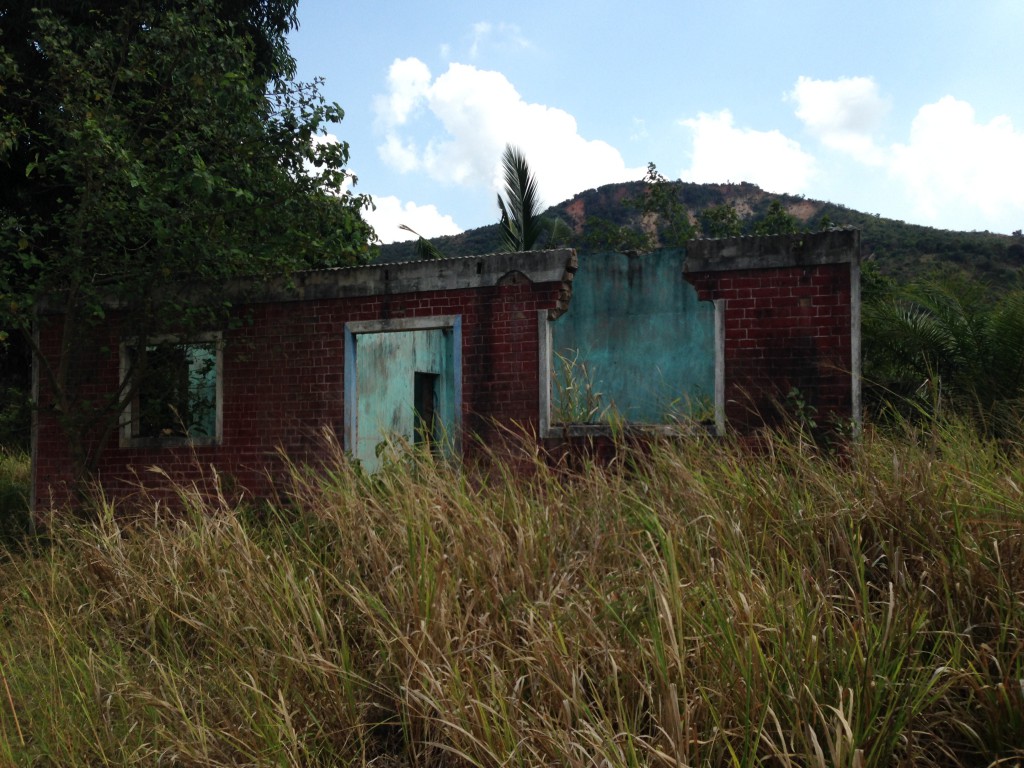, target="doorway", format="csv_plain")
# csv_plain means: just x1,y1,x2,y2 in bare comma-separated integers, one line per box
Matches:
344,317,461,472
